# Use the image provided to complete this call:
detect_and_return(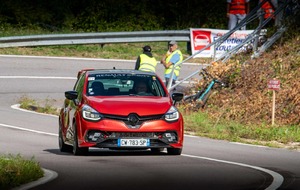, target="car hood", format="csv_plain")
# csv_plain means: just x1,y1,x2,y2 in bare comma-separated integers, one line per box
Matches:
86,96,172,116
